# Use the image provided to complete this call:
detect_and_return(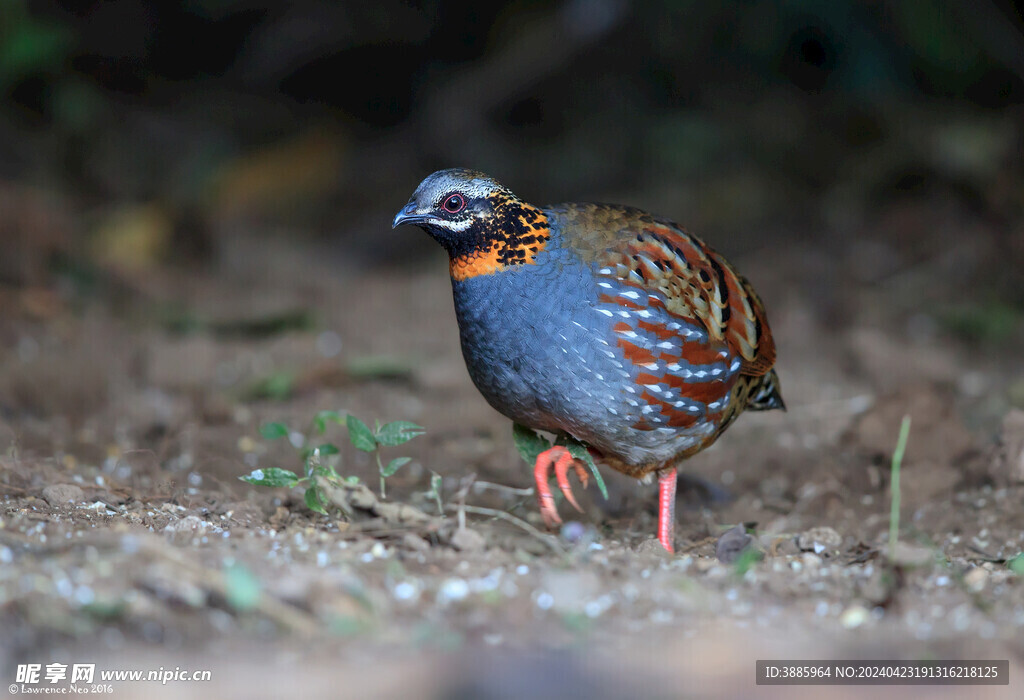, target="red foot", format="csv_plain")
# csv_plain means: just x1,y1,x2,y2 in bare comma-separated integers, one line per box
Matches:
533,446,589,529
657,469,677,553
